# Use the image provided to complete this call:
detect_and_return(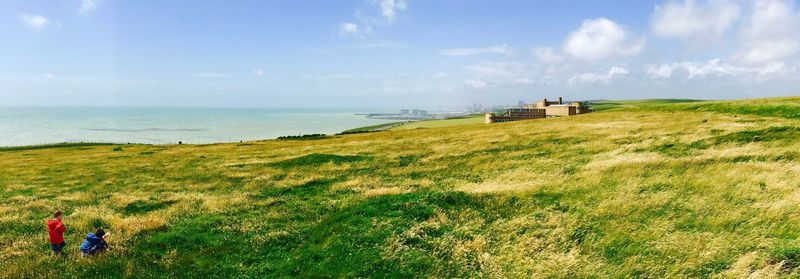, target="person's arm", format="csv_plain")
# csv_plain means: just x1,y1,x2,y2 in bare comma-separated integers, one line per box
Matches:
101,232,110,246
58,223,66,234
